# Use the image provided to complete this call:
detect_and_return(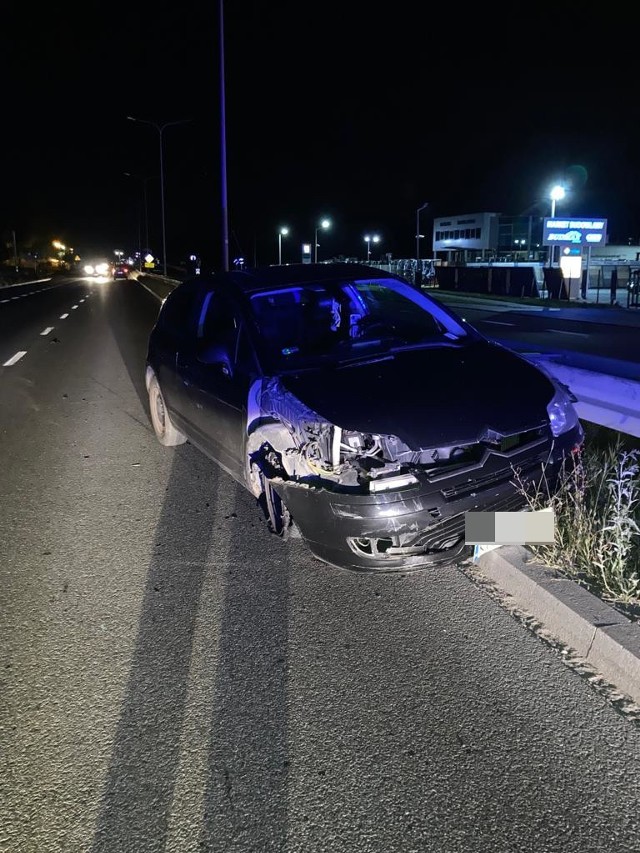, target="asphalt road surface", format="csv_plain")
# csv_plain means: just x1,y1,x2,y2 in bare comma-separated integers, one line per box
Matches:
432,292,640,374
2,275,640,853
